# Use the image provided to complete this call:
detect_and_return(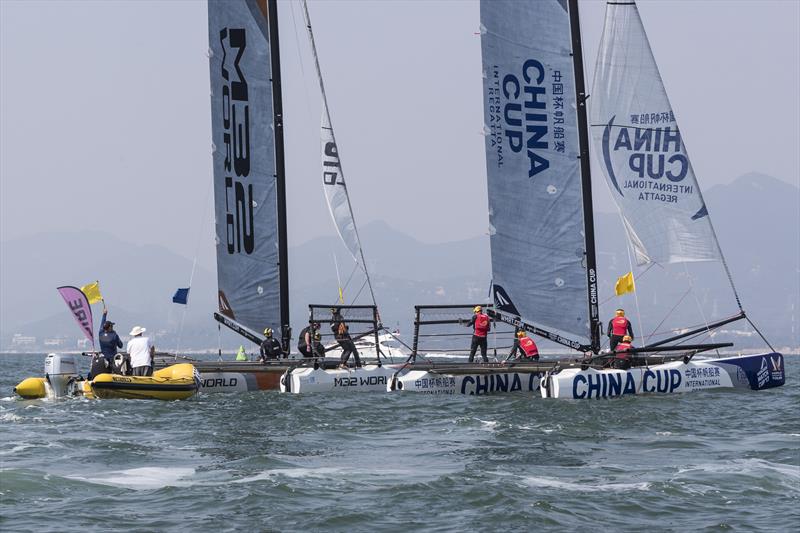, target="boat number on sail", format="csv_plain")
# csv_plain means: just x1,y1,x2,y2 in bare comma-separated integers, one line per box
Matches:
487,60,565,178
601,115,695,204
218,27,254,255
